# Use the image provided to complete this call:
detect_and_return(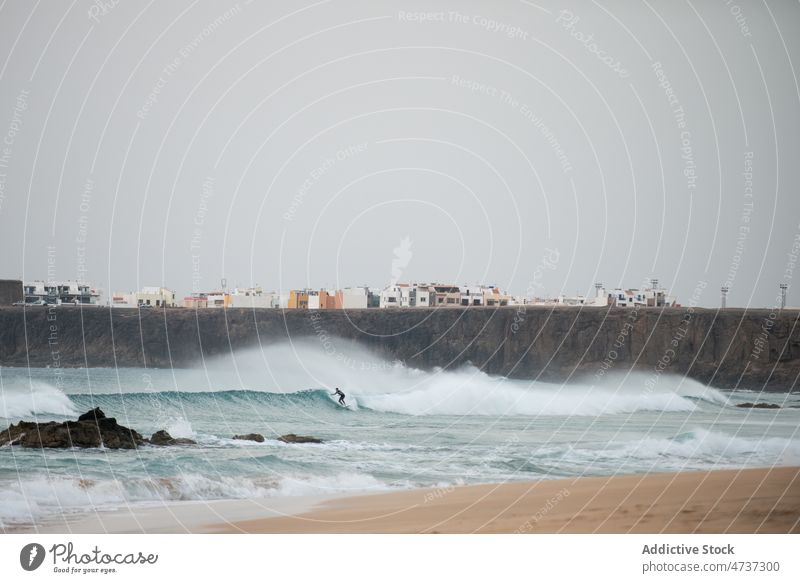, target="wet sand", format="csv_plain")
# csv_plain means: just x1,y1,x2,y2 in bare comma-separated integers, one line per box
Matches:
211,467,800,534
